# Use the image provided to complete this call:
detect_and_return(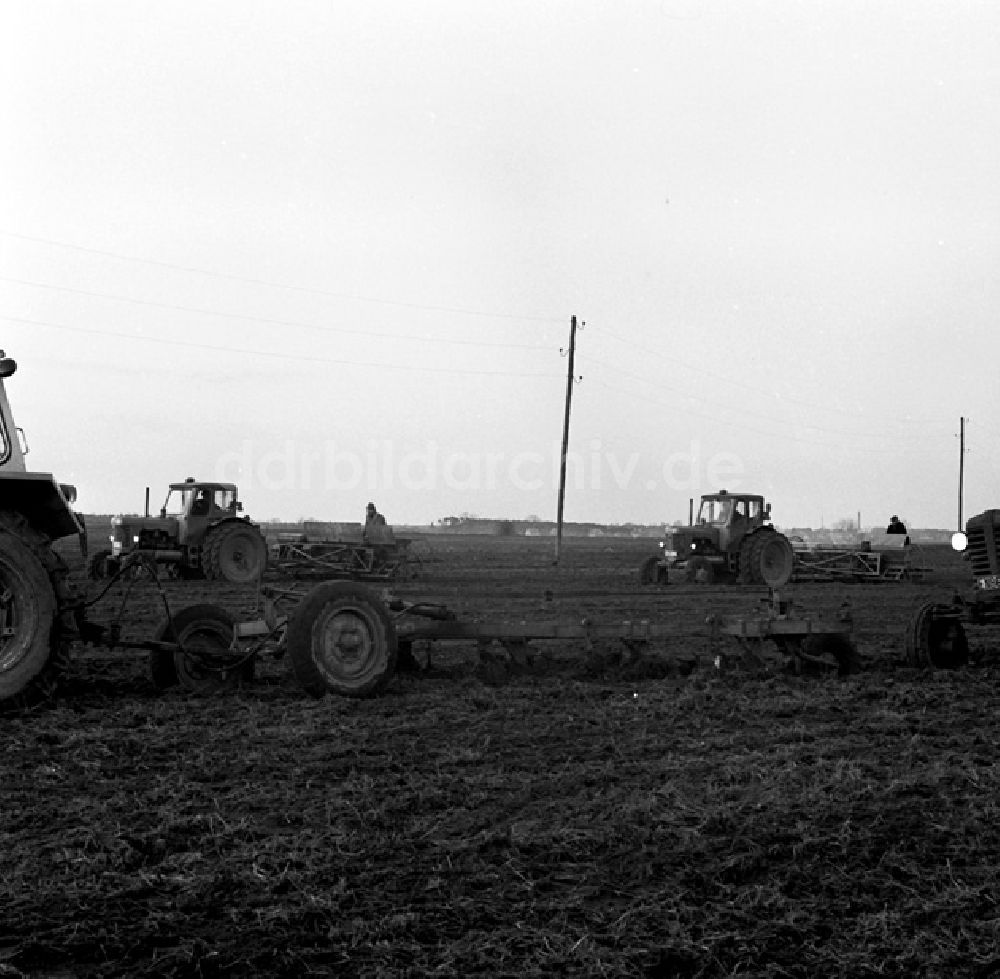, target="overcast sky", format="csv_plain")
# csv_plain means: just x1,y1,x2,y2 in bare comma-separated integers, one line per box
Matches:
2,0,997,528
